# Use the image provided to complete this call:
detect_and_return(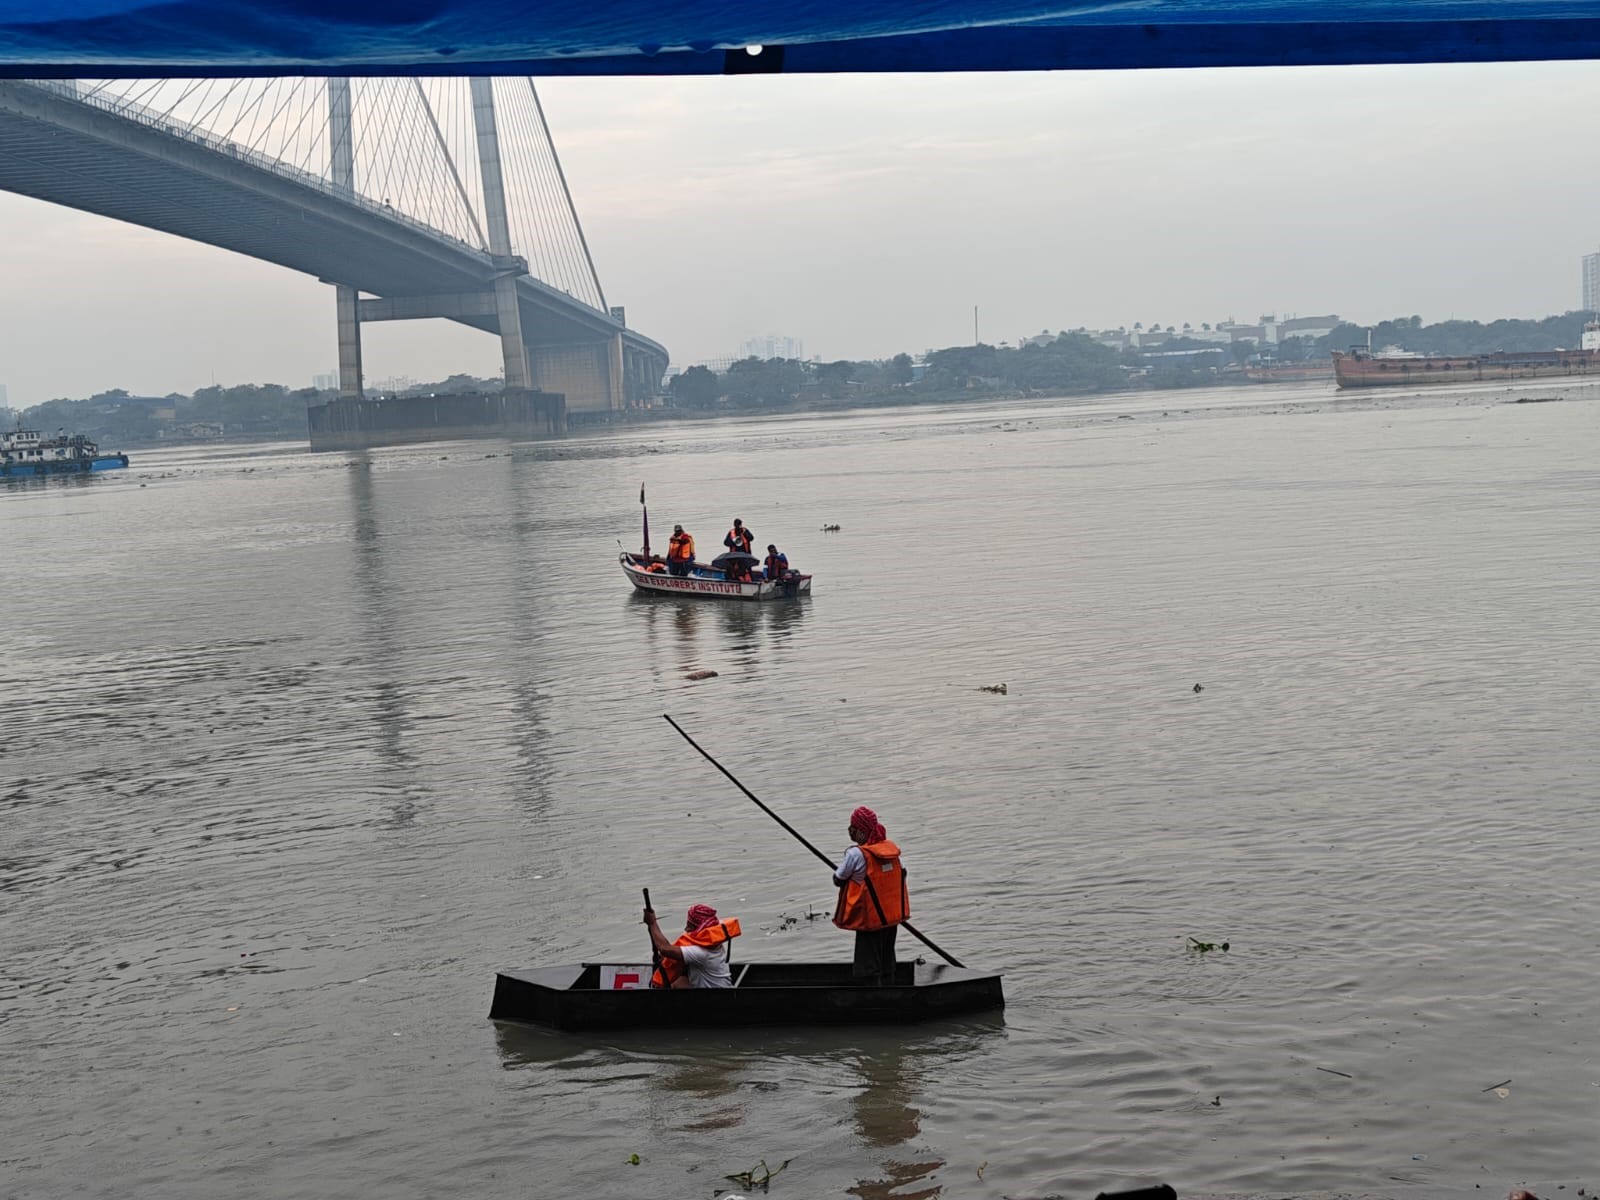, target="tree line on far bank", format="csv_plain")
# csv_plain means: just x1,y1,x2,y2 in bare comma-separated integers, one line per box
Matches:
7,310,1594,438
667,310,1596,410
1321,312,1589,358
2,374,491,447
